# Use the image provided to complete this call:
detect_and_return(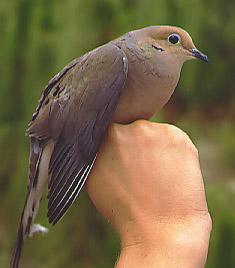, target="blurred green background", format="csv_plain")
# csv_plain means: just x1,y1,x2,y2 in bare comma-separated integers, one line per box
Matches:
0,0,235,267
